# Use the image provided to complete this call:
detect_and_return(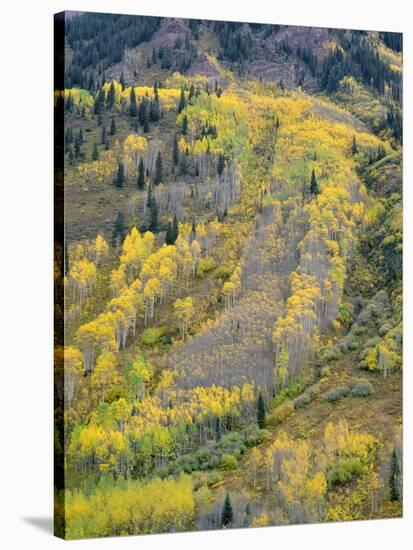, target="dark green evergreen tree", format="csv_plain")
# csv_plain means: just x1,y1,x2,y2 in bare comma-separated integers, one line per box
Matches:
257,391,266,429
178,89,186,113
110,117,116,136
217,154,225,176
149,97,160,122
165,221,174,245
130,86,137,117
101,125,107,145
116,162,125,188
221,493,233,528
112,211,126,247
173,134,179,165
389,448,400,502
107,81,116,108
147,184,159,232
351,135,358,155
182,114,188,135
92,142,99,161
172,214,179,243
120,71,125,91
137,158,145,190
154,151,163,185
310,168,319,195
